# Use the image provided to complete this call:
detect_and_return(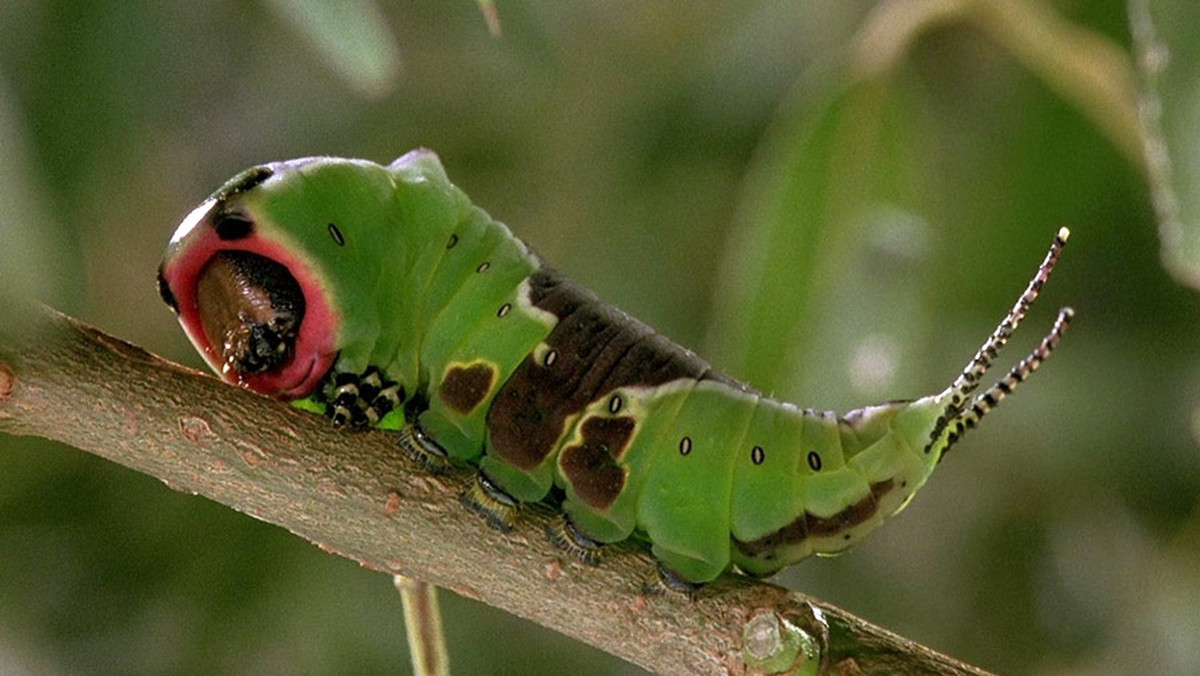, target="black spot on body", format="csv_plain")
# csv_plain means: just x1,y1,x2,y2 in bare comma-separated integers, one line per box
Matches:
497,303,511,317
328,223,345,246
679,436,692,456
751,445,765,465
807,451,822,472
447,234,458,249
